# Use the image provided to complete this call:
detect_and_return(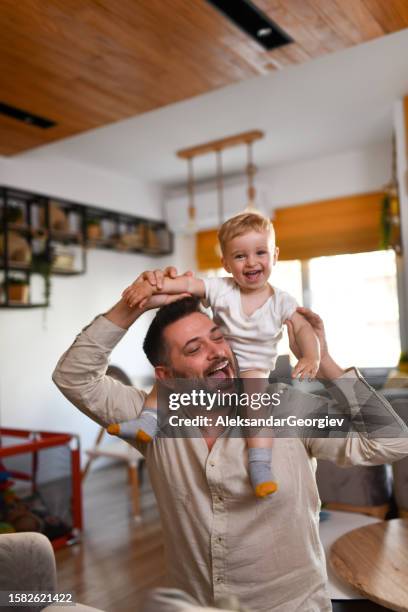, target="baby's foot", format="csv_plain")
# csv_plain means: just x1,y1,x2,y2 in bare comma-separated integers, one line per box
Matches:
107,408,158,442
248,448,278,498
